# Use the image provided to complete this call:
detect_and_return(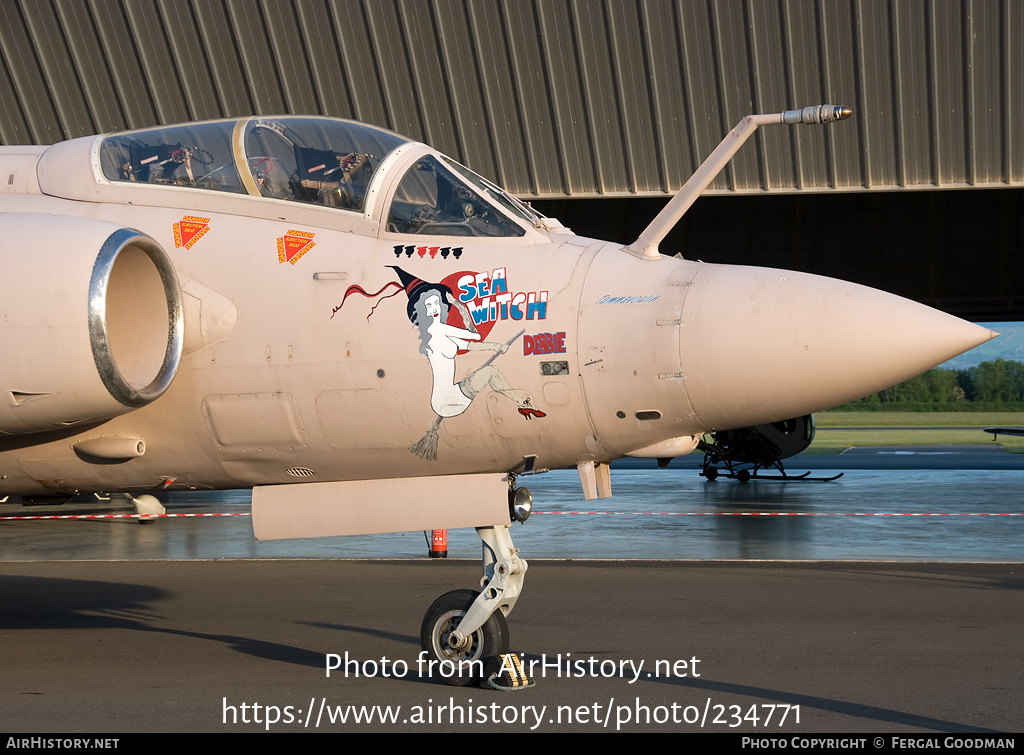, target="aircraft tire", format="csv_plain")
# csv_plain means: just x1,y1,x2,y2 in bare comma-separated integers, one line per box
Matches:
420,588,509,686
